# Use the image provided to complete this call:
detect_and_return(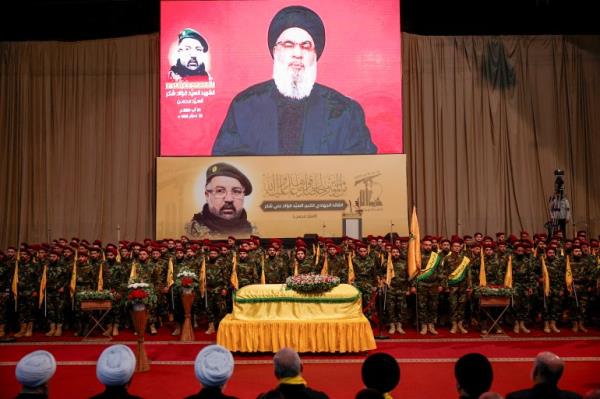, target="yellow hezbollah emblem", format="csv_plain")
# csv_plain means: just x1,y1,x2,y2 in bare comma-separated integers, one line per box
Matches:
212,166,218,173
